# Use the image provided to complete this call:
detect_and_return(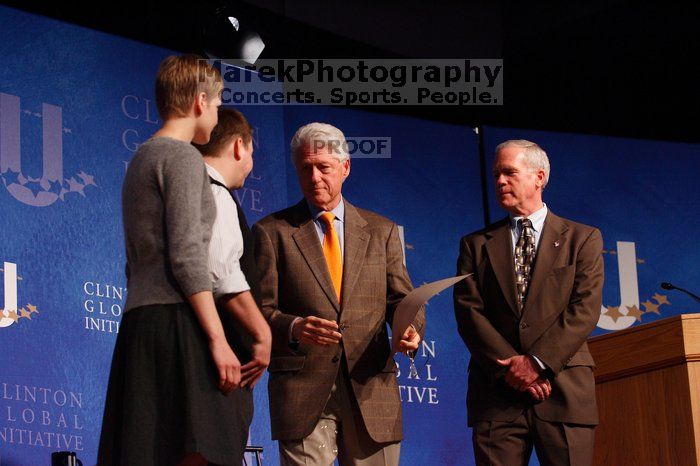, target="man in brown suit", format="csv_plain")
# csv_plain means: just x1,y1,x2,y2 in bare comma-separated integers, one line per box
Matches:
453,139,604,466
253,122,425,465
